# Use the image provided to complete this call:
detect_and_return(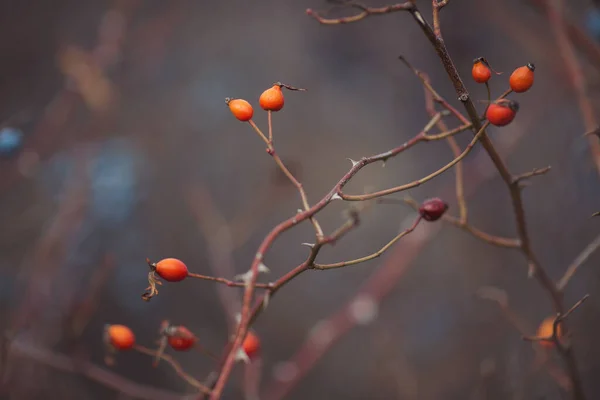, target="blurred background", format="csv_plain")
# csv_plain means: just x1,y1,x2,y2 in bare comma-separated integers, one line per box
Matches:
1,0,600,399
